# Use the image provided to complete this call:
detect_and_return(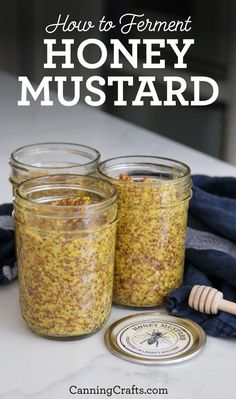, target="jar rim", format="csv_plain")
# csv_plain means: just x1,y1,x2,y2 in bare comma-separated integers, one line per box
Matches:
14,174,118,213
98,155,191,185
9,142,100,170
